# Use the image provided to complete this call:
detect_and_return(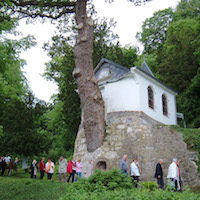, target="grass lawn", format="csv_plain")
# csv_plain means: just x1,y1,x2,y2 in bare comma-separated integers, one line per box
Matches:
0,167,200,200
0,168,68,200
